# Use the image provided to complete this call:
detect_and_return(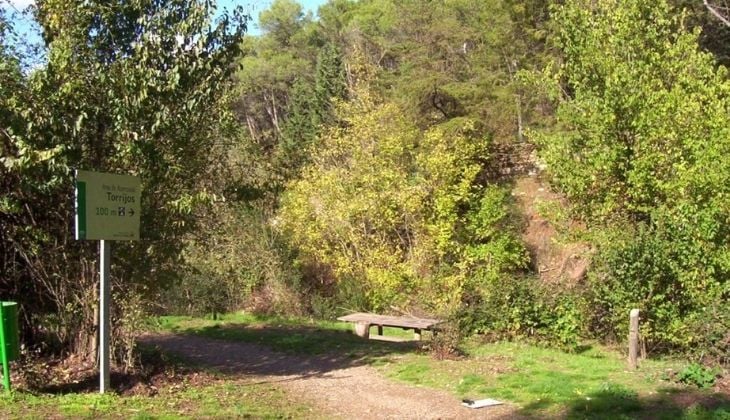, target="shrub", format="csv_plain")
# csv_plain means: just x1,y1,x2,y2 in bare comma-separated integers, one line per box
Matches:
532,0,730,360
587,224,729,359
427,321,464,360
278,83,527,314
163,203,305,317
458,275,583,350
677,363,720,389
